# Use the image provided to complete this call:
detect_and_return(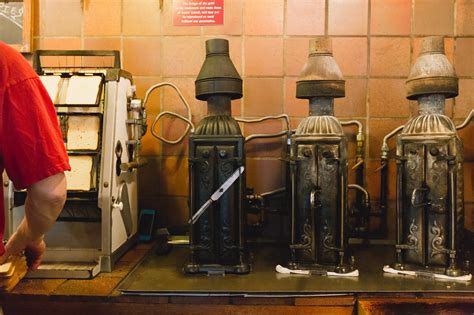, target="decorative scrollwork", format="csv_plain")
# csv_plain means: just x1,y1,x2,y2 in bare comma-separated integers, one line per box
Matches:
323,220,335,250
198,160,211,190
199,218,211,252
221,222,234,256
219,160,233,176
430,220,445,257
407,154,419,181
301,221,312,248
199,160,210,173
407,219,418,247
